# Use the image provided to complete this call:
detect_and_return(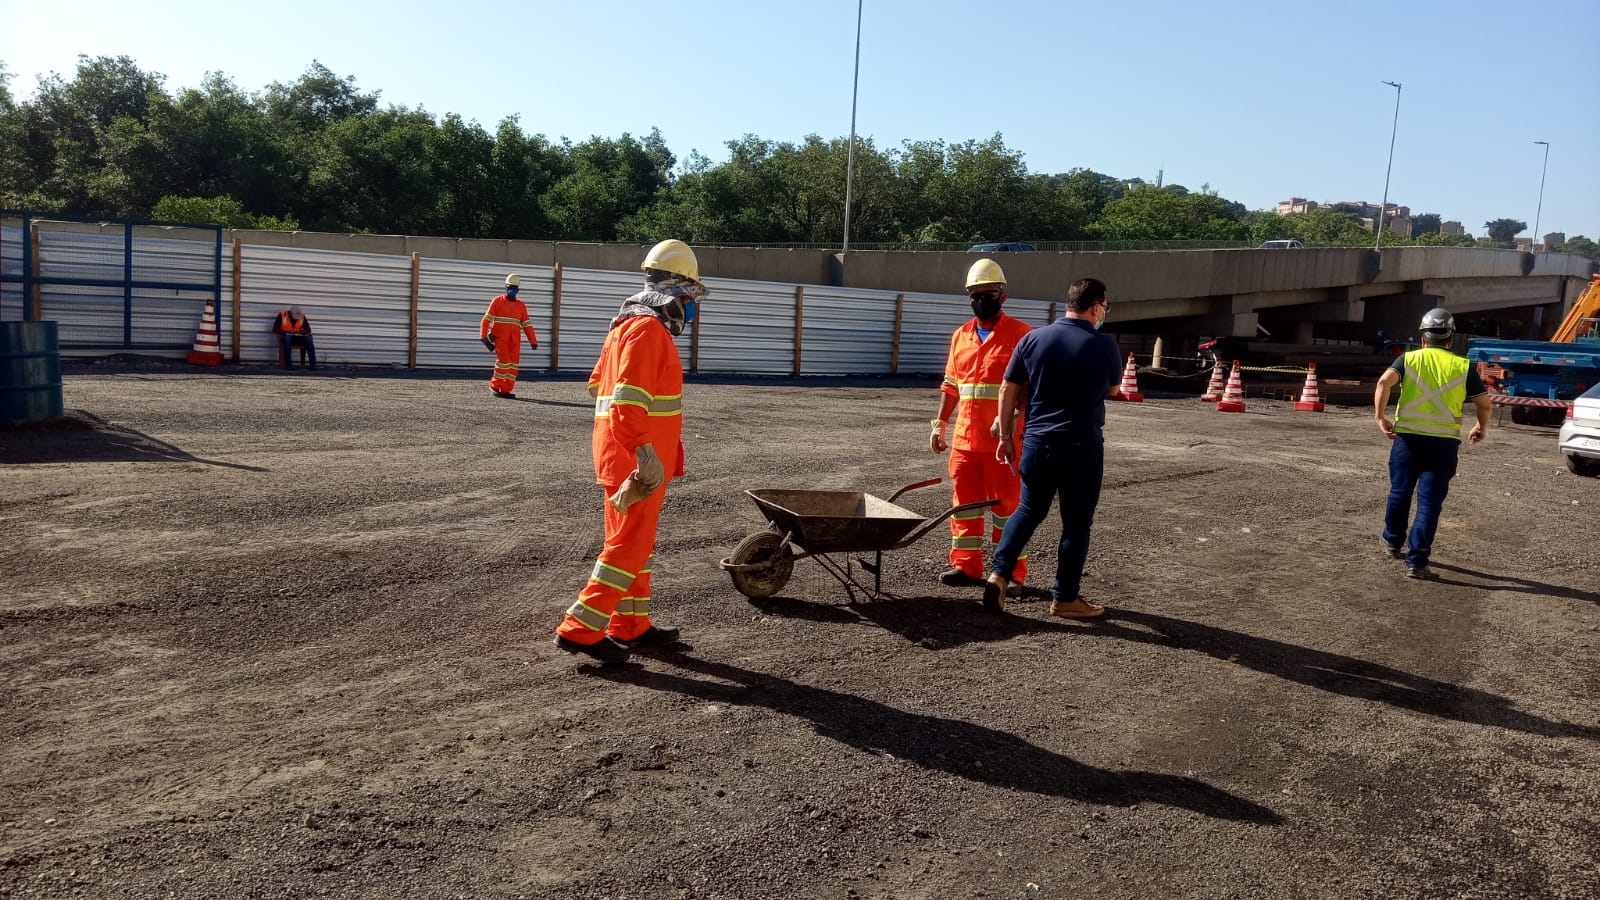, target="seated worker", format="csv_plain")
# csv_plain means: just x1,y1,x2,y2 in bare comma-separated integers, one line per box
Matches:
272,306,316,369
